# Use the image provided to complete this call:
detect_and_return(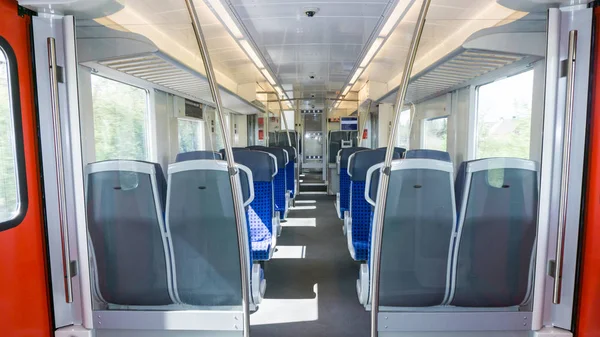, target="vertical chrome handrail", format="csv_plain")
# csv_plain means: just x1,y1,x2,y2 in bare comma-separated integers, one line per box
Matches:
276,97,294,147
184,1,250,334
553,29,577,305
369,0,431,336
358,100,372,146
48,37,74,304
